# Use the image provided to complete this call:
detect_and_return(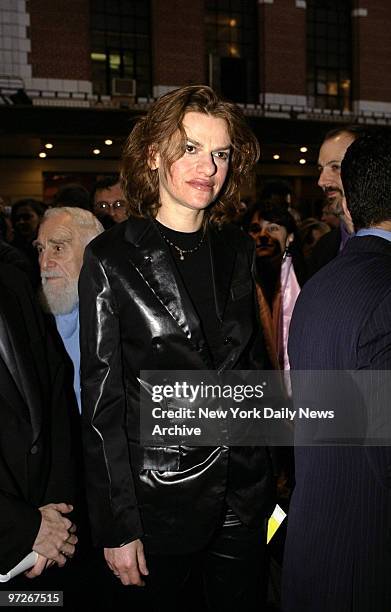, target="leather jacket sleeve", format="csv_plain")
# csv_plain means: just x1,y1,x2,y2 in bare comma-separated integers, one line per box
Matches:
79,247,143,547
